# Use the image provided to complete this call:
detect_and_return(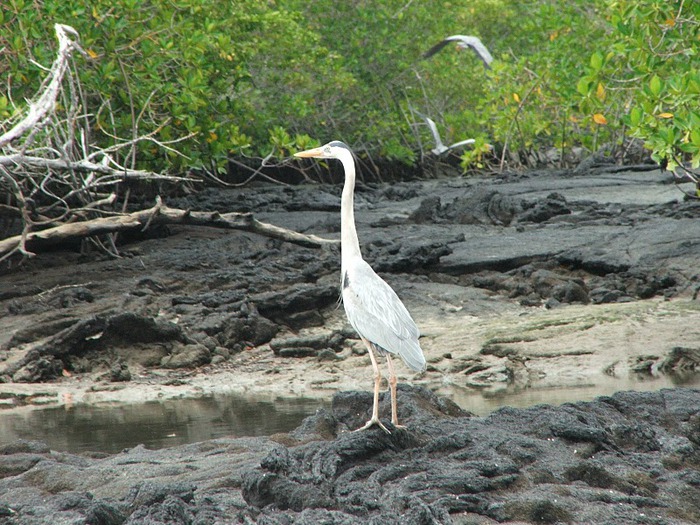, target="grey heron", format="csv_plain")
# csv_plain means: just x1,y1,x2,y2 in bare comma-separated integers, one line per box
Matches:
294,141,426,433
414,110,476,155
423,35,493,68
